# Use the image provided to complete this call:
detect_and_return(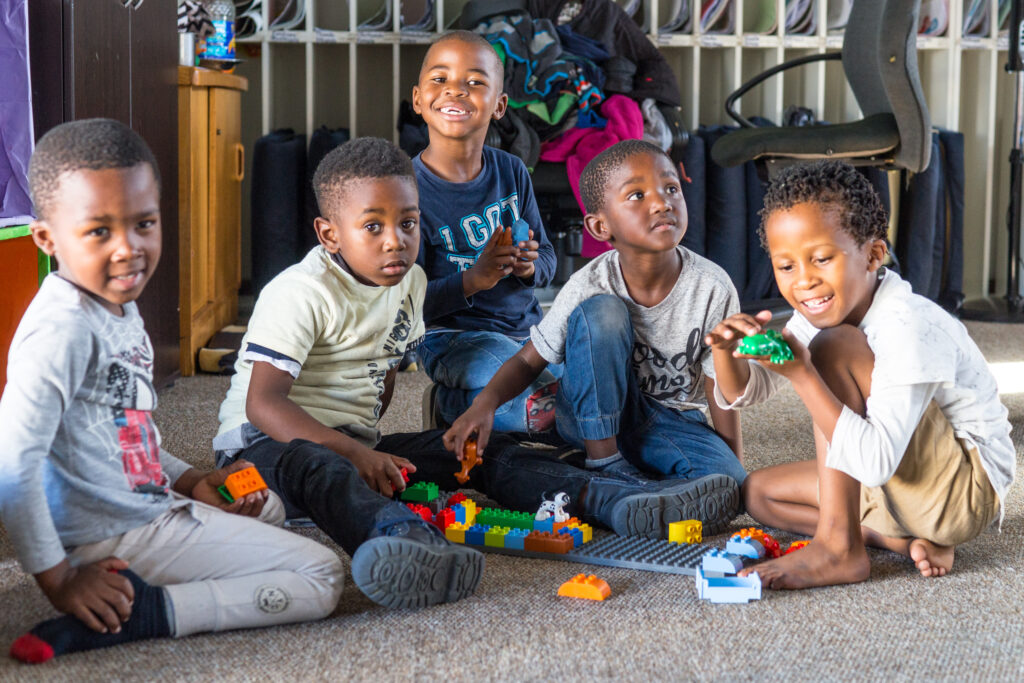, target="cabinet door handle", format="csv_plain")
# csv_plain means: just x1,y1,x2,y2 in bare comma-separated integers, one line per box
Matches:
234,143,245,182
